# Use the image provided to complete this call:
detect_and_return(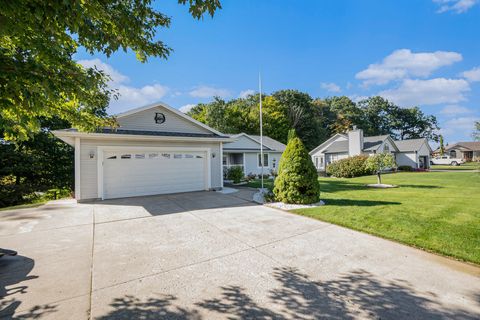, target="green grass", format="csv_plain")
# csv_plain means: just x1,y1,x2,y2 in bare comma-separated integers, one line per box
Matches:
291,172,480,264
246,179,274,189
431,162,479,170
